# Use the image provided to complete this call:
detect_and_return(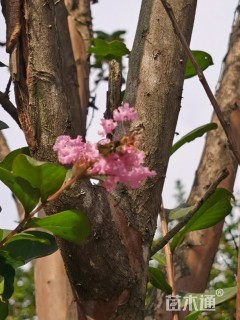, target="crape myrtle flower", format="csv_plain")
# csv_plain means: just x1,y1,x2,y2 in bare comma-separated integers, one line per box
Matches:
53,103,156,191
